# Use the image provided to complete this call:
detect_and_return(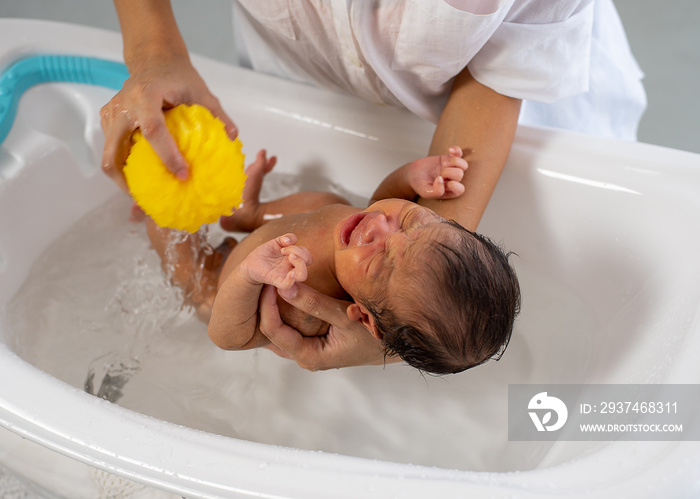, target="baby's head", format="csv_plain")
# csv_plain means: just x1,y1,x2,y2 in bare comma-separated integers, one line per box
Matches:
335,199,520,375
